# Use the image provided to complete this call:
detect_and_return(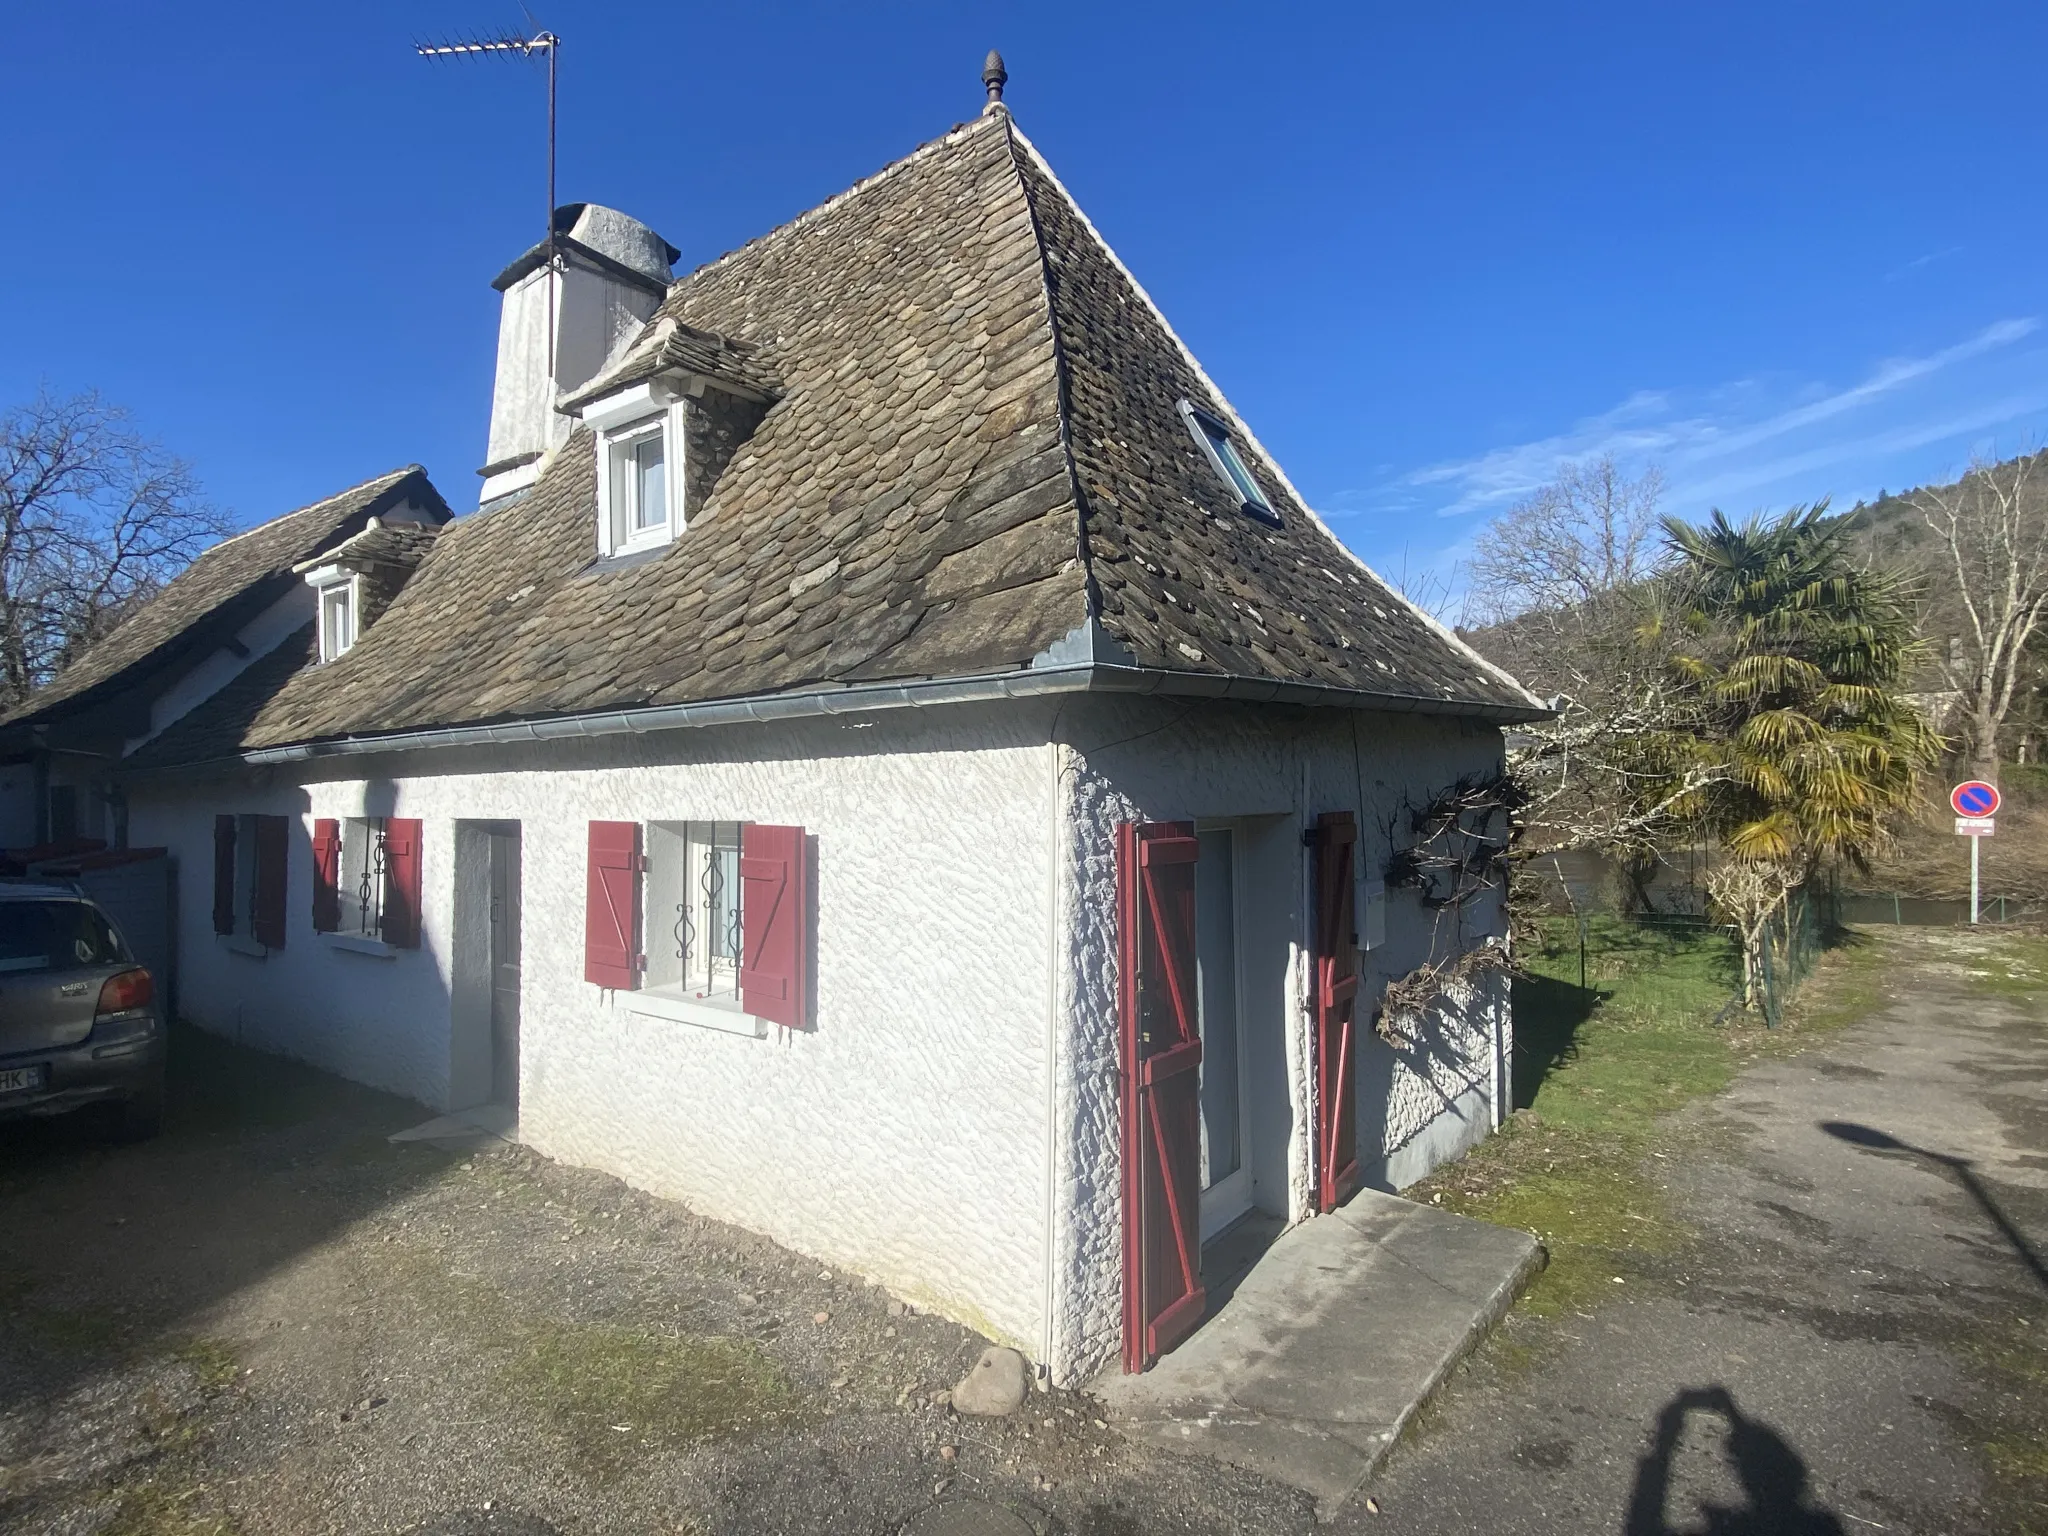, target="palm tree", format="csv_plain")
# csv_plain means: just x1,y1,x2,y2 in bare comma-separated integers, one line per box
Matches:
1664,503,1939,1005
